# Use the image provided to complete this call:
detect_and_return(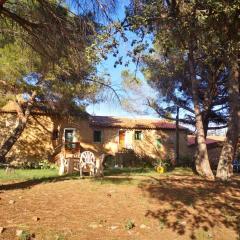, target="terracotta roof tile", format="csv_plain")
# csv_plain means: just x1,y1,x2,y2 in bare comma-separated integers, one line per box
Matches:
188,135,225,146
90,116,187,130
